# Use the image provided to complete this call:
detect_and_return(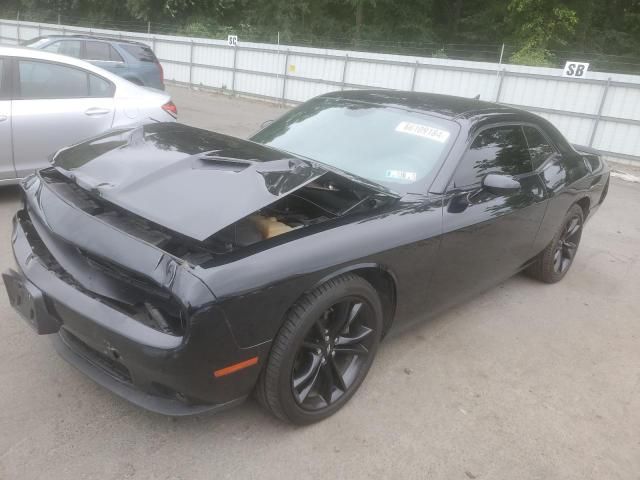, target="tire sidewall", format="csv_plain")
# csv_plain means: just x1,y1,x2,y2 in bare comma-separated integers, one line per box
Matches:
547,205,585,283
272,277,383,424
